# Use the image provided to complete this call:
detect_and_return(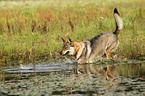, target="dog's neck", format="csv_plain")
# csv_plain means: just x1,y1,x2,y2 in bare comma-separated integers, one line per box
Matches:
73,42,85,60
75,45,80,59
